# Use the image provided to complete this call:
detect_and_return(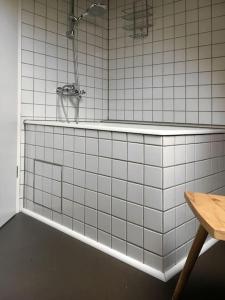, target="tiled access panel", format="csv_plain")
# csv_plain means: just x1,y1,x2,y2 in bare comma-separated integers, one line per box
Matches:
24,123,225,276
33,160,63,213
